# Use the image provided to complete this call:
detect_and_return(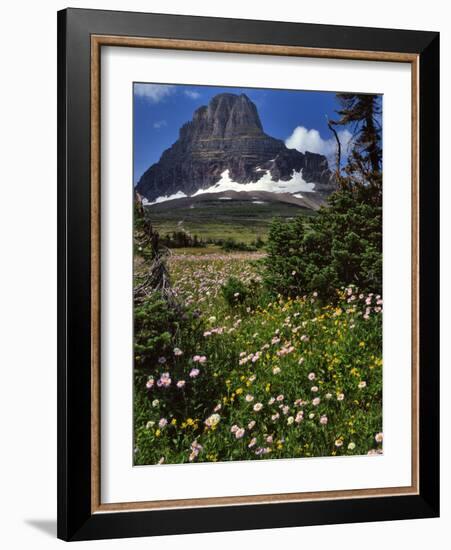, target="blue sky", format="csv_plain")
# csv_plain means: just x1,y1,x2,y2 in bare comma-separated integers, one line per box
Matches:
133,83,364,184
